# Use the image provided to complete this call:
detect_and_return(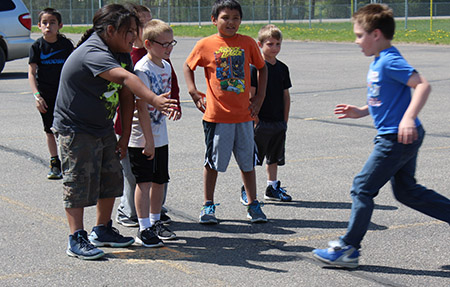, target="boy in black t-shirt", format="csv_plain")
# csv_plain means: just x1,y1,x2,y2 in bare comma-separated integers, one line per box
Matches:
28,8,73,179
242,24,293,204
